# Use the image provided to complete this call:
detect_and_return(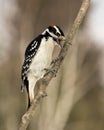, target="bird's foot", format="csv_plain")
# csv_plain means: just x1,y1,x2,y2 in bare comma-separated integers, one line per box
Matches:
44,68,57,77
51,56,64,65
39,90,47,98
